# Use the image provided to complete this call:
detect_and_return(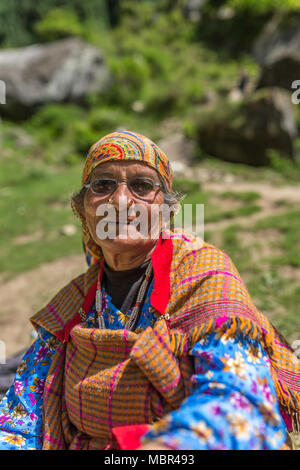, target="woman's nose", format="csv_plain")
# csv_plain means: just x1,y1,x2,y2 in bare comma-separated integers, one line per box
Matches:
112,181,132,209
